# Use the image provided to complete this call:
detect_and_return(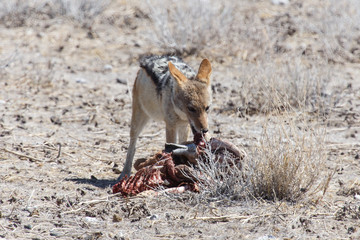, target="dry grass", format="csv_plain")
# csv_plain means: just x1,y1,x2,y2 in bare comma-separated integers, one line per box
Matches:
136,0,360,61
236,57,332,115
193,148,245,202
300,0,360,63
136,0,357,115
191,116,330,203
245,117,329,201
0,0,110,27
139,0,238,56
